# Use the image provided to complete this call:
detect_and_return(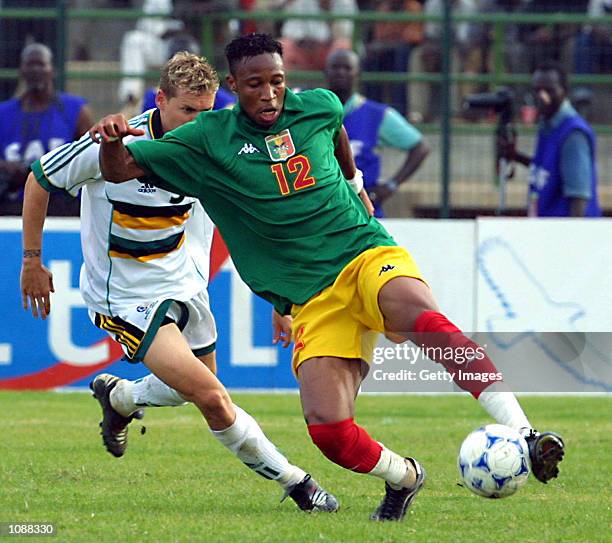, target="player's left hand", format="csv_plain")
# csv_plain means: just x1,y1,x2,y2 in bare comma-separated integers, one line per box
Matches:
272,309,293,348
358,188,375,216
